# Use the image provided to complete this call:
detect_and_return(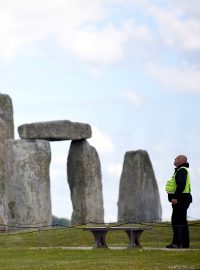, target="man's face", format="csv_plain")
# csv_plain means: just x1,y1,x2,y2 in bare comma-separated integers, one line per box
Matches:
174,155,186,167
174,156,180,167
